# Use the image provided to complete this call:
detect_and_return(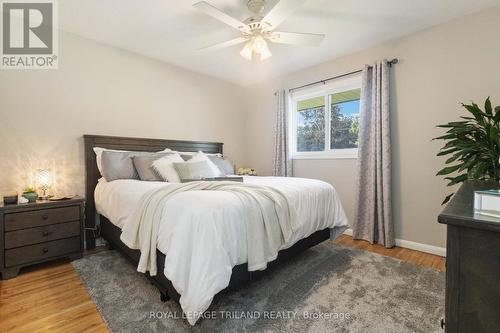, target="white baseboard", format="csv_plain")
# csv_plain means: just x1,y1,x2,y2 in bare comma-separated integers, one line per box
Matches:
342,228,446,257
